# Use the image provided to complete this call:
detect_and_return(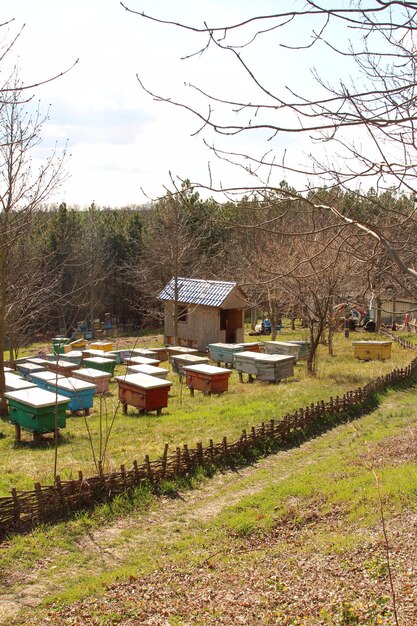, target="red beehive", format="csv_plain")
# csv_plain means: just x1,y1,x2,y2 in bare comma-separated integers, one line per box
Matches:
115,373,172,415
183,364,232,396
